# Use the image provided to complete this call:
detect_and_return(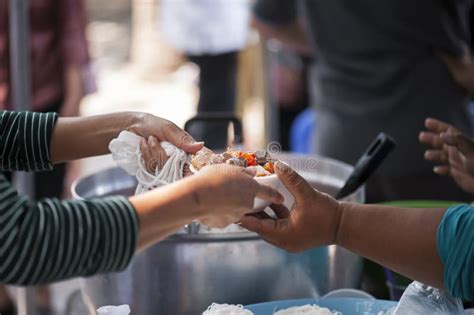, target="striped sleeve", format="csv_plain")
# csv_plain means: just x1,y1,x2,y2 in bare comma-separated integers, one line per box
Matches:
0,111,58,172
0,172,139,285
